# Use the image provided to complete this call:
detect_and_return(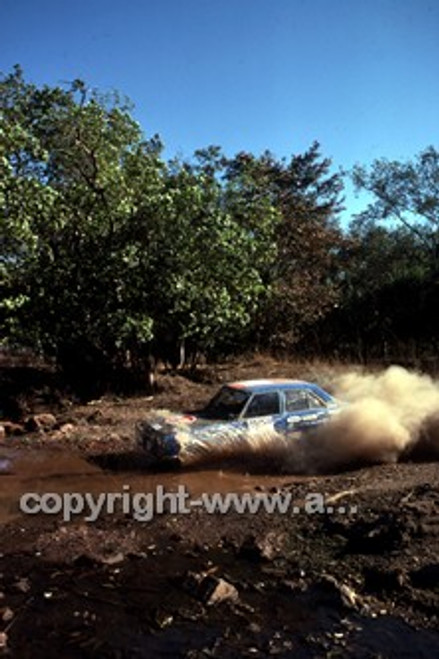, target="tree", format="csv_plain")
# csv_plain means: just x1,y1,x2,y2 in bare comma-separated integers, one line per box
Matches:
351,147,439,270
0,67,281,390
0,66,164,392
223,143,345,349
340,148,439,361
312,208,439,363
345,216,432,293
145,150,280,361
1,66,352,390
